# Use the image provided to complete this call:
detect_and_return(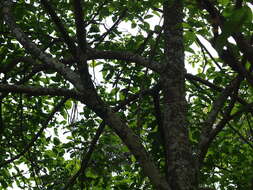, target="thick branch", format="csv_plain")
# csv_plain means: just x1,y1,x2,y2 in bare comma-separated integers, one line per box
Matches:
198,0,253,65
0,57,35,74
87,48,163,73
72,0,87,53
2,1,84,91
0,84,81,98
72,0,93,89
64,82,165,189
